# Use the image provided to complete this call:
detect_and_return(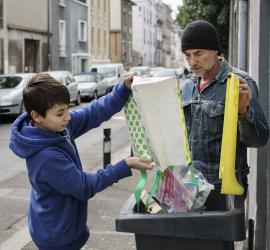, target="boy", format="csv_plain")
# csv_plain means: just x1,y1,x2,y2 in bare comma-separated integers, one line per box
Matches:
9,73,152,250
